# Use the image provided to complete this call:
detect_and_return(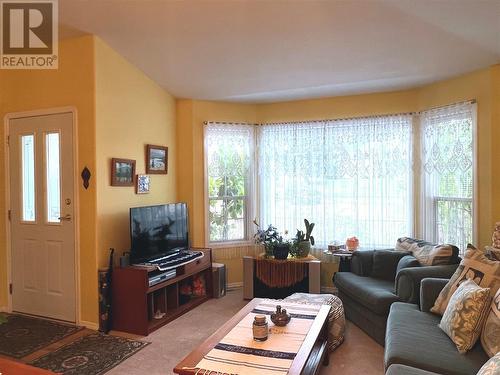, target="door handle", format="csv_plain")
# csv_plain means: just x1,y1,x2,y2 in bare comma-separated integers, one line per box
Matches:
58,214,72,222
